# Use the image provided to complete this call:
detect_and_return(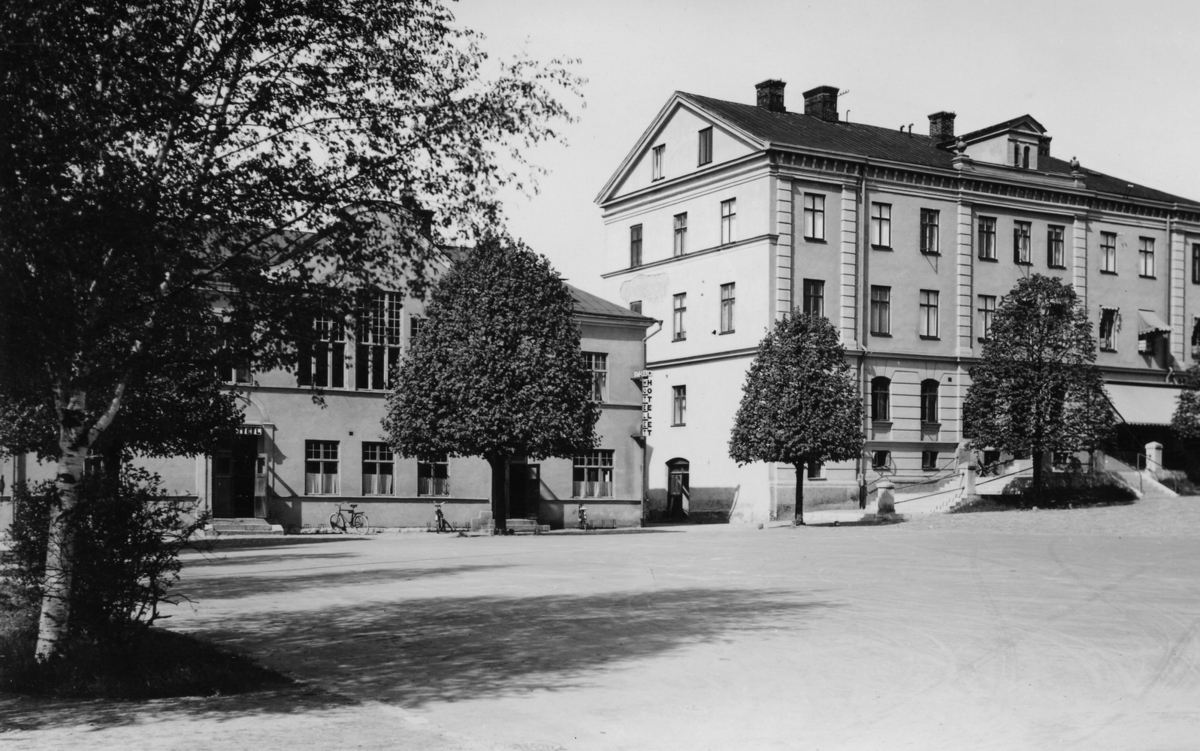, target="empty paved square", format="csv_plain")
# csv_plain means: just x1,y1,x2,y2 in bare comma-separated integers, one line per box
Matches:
4,498,1200,750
